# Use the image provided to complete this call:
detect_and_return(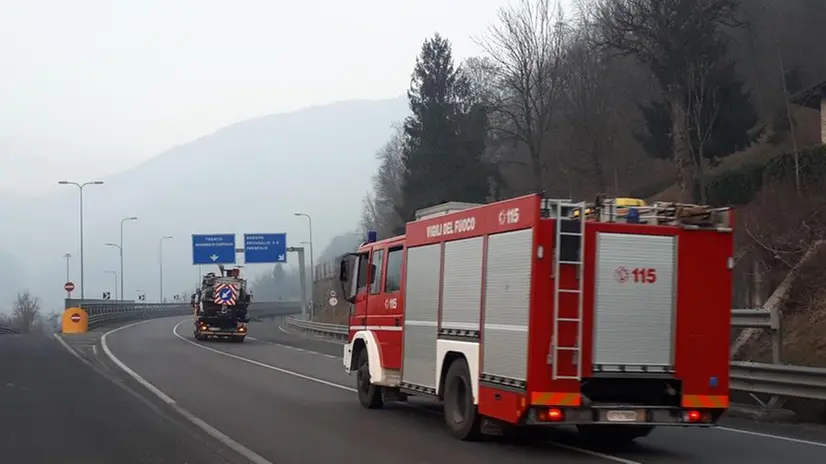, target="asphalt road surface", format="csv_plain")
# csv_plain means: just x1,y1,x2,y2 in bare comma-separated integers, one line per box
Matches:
86,316,826,464
0,331,250,464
